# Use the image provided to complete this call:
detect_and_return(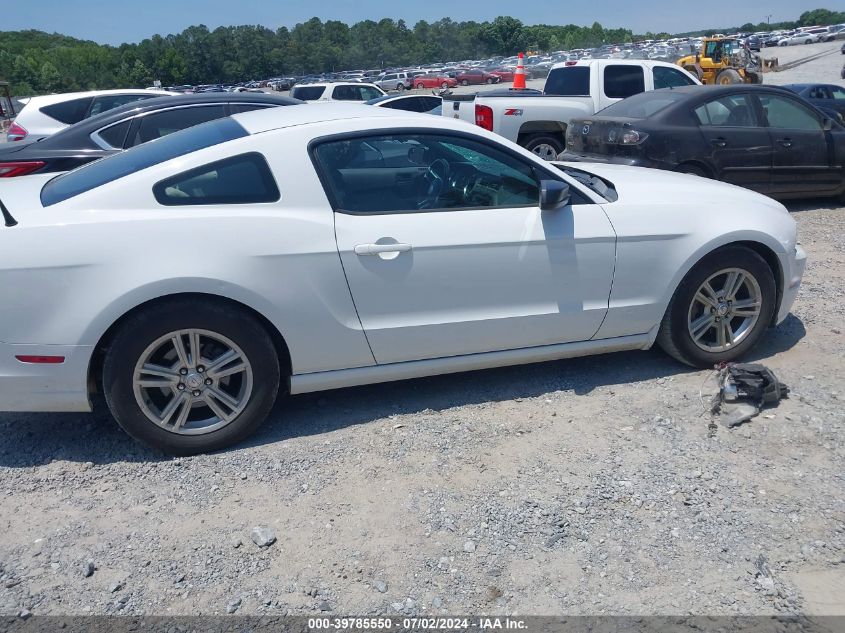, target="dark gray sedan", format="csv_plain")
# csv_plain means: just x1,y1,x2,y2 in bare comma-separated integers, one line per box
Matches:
0,93,301,178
